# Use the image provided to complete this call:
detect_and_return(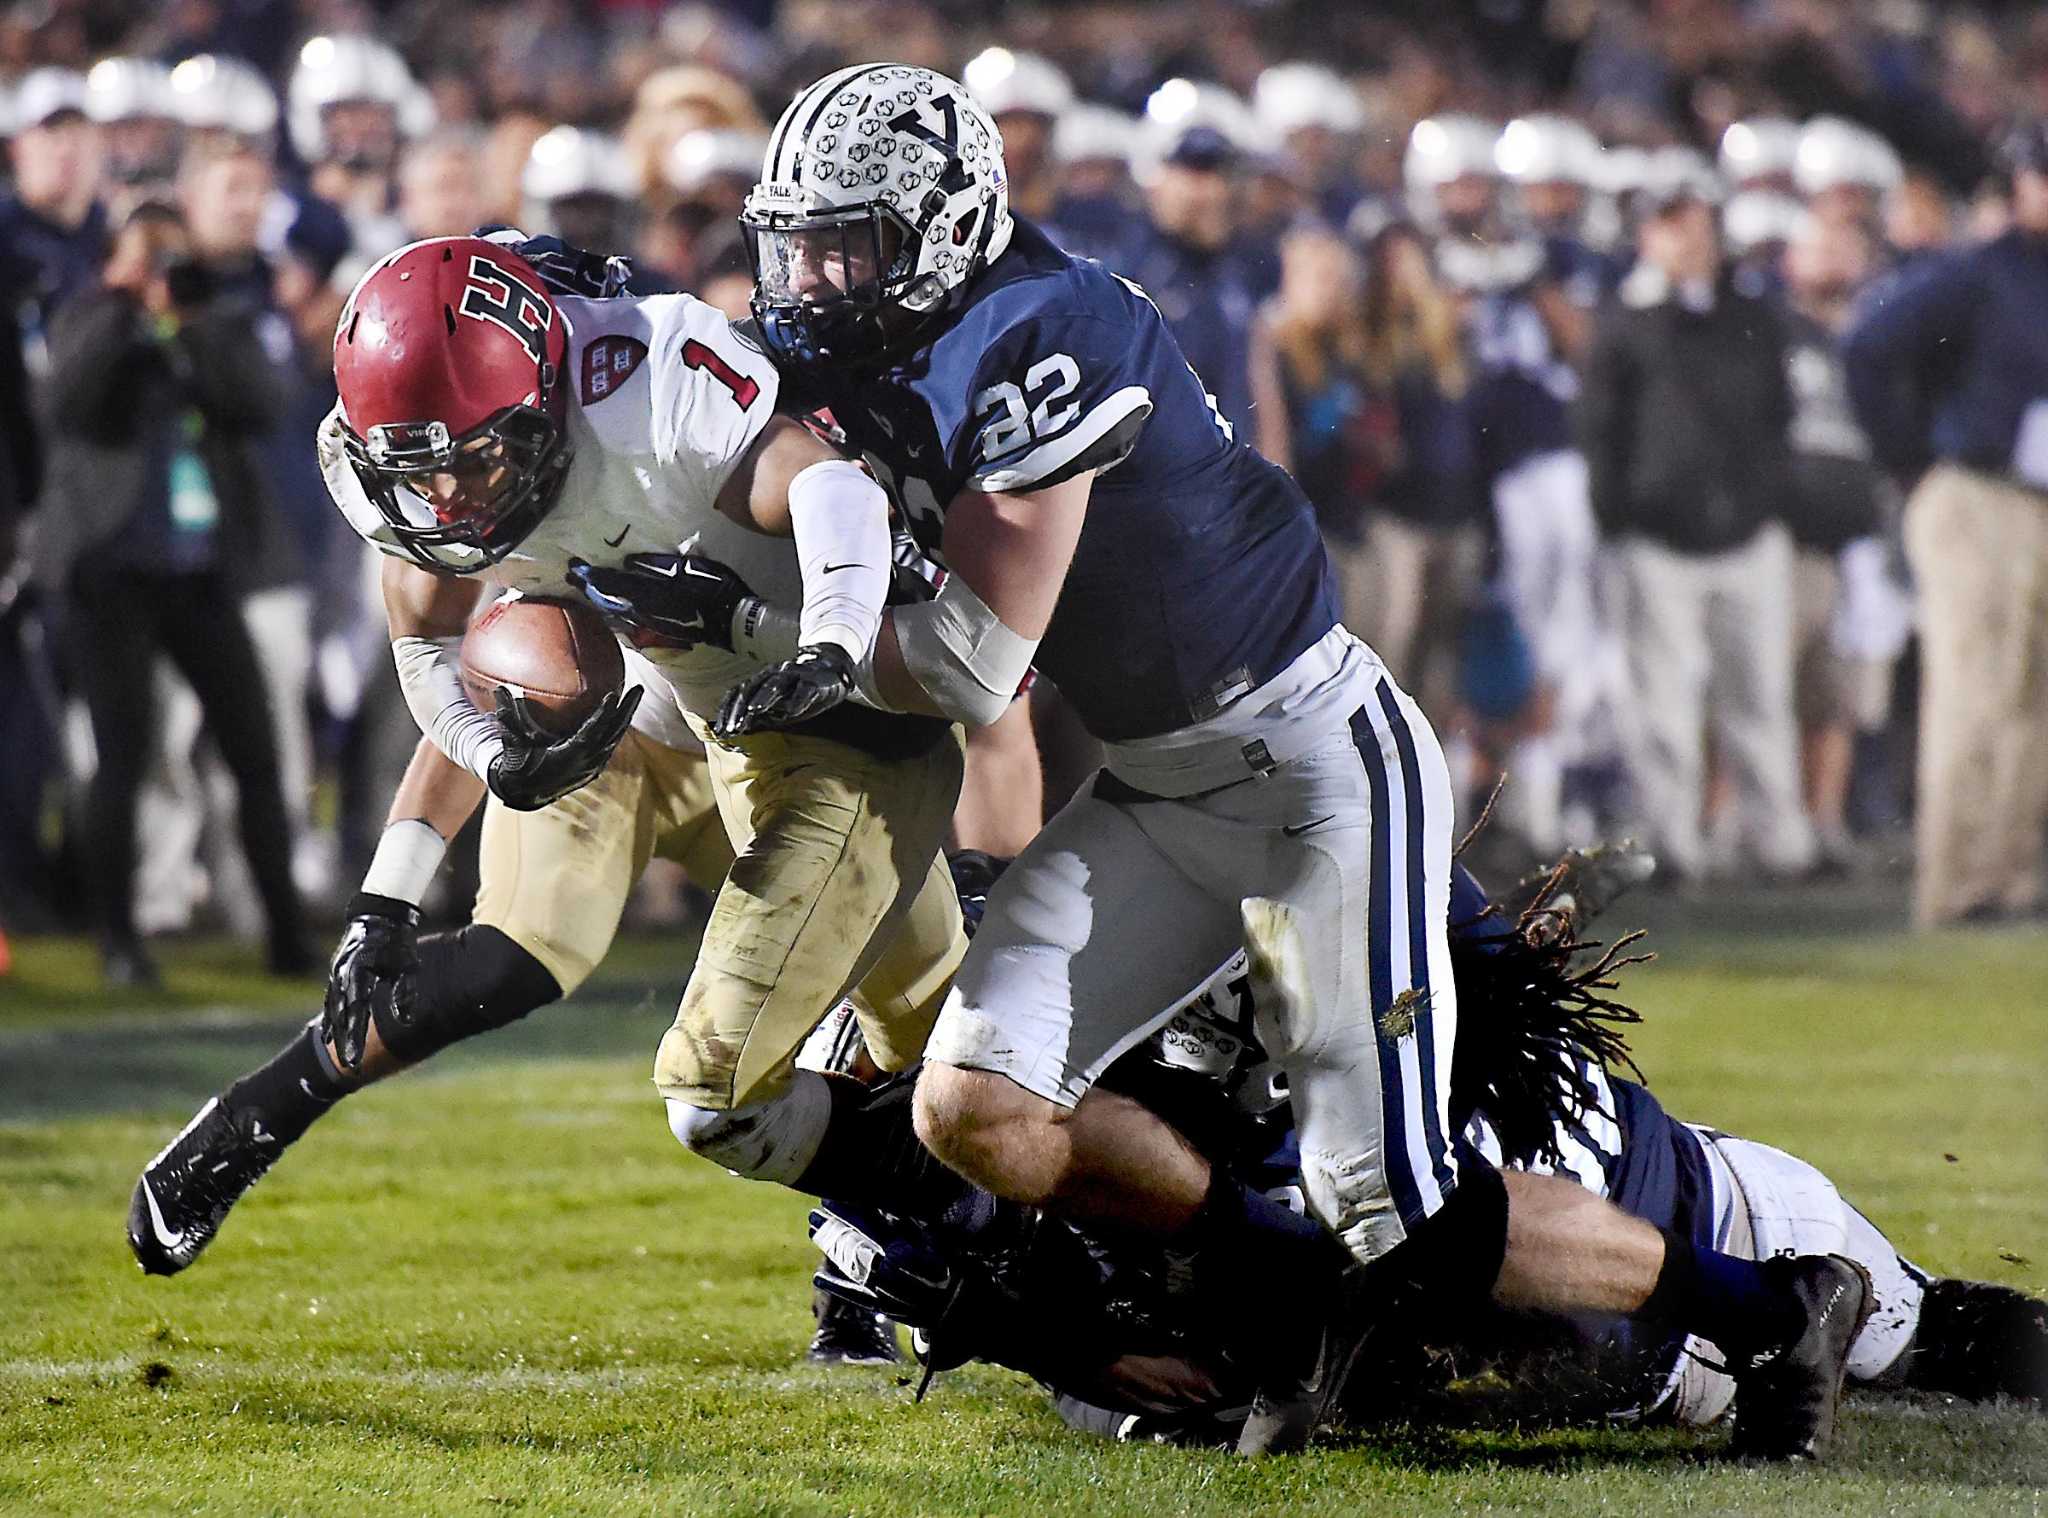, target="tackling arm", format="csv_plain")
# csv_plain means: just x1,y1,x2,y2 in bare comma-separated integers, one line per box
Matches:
860,474,1090,727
